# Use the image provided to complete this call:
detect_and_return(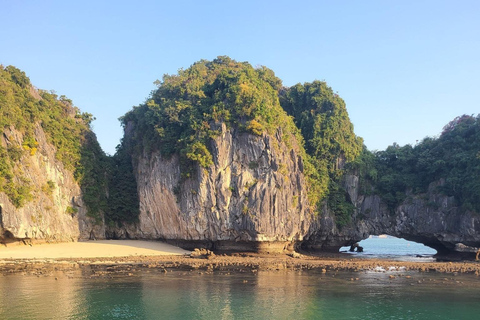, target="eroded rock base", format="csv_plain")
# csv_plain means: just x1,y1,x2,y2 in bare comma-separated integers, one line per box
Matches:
165,240,295,254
